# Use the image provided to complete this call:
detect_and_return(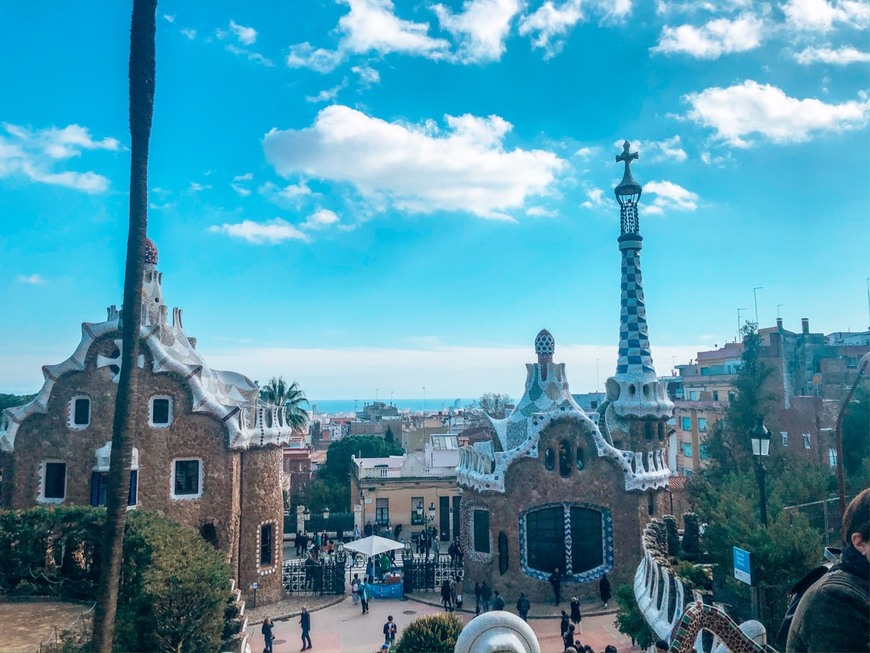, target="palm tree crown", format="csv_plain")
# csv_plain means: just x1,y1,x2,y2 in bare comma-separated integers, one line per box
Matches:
259,376,310,431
